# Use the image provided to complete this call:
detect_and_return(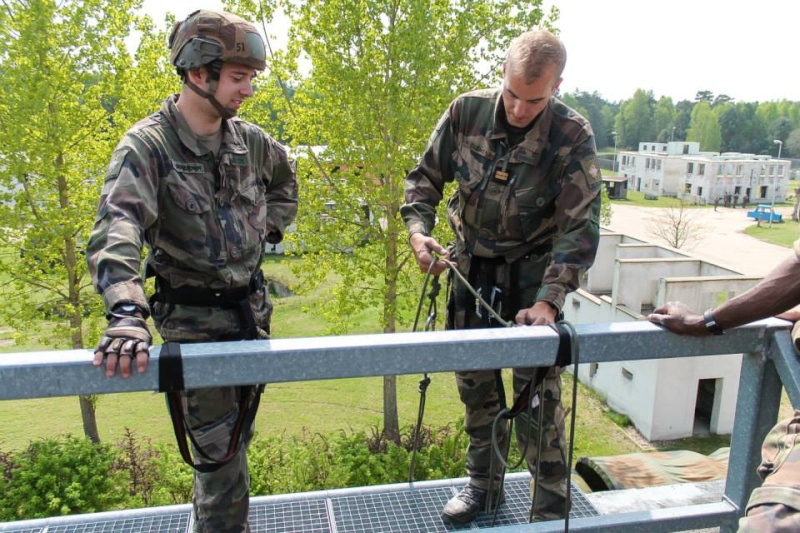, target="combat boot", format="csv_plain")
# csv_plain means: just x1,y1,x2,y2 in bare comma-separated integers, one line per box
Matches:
442,485,504,524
